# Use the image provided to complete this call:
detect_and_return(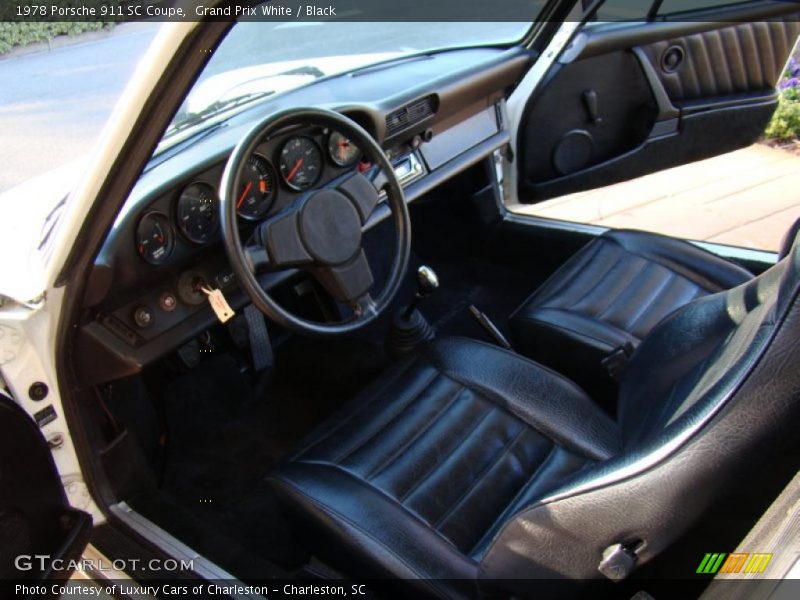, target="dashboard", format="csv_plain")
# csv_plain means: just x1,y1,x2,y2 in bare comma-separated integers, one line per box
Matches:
75,47,531,386
136,126,375,269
